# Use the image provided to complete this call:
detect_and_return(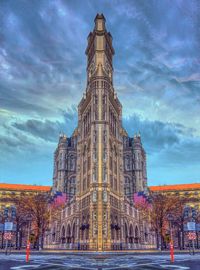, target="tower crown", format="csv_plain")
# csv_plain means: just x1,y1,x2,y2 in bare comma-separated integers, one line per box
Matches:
94,13,106,31
86,14,115,84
